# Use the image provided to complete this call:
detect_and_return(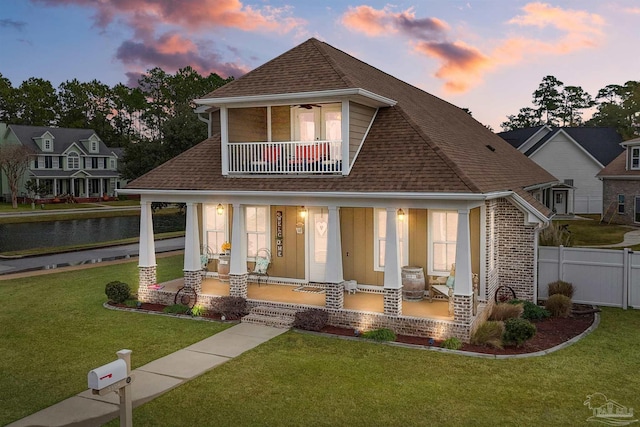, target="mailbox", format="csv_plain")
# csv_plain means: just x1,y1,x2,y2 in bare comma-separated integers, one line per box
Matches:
88,359,127,390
